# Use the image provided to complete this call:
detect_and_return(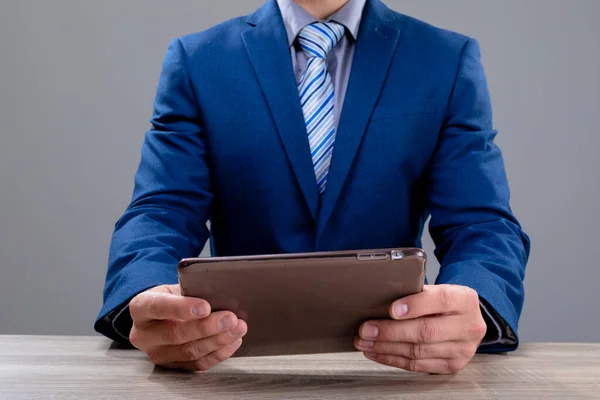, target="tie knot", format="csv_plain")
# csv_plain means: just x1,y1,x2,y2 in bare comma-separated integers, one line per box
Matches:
297,22,345,59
